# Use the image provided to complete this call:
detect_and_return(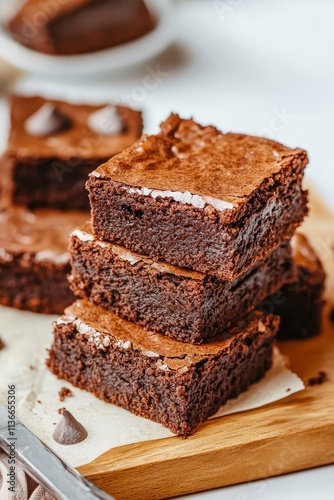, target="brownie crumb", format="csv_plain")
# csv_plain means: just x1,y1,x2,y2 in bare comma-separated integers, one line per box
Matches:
329,307,334,324
286,388,291,392
48,301,278,436
37,400,42,404
59,387,73,402
58,407,66,414
0,337,5,350
29,365,37,371
308,371,328,386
